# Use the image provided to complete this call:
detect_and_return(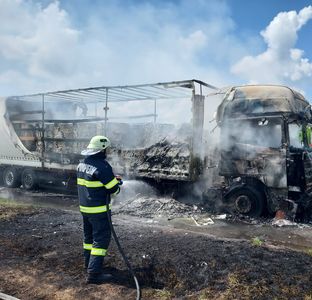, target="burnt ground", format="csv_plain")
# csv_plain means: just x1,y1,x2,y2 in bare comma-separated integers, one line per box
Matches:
1,200,312,300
